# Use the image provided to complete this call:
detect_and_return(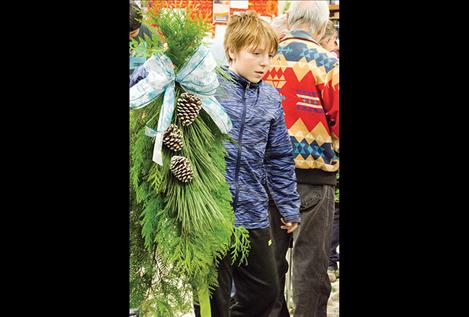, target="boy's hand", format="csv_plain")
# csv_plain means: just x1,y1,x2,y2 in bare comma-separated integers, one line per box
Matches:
280,218,299,233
